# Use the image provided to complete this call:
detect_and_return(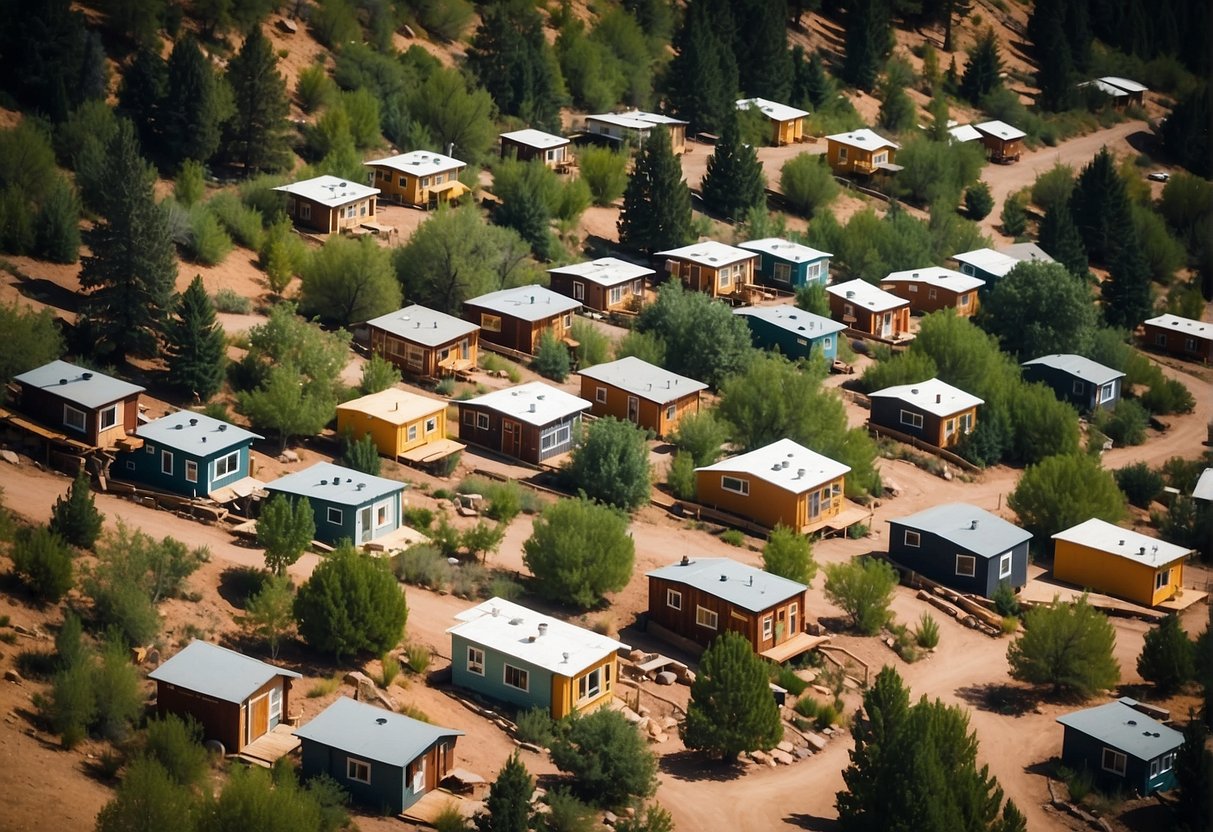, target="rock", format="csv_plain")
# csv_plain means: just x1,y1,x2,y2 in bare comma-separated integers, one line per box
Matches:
4,669,22,685
624,807,636,819
654,671,676,686
603,811,617,826
518,741,543,754
770,749,794,765
885,637,896,648
0,450,19,465
278,450,300,463
146,648,161,666
661,717,678,730
795,748,812,760
619,706,643,724
275,18,297,34
776,741,794,754
750,750,769,764
811,684,832,697
803,732,827,751
13,624,37,637
344,670,372,687
679,669,695,685
793,669,818,684
648,732,668,743
628,649,648,663
637,705,650,717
